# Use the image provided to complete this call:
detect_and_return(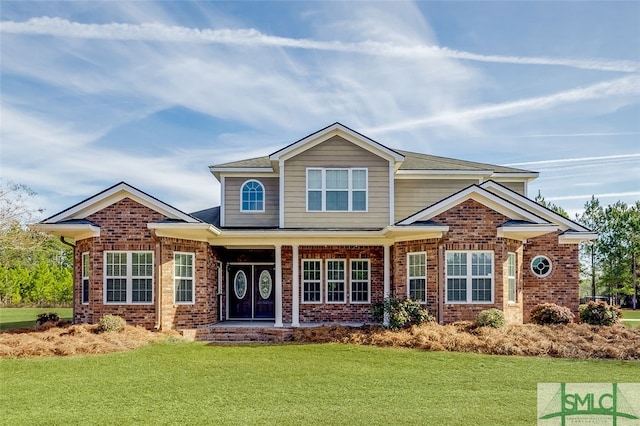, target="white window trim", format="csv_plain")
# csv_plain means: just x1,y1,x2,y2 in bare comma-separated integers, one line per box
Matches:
174,252,195,305
306,168,368,212
507,252,517,303
350,259,371,304
445,250,494,304
103,251,154,305
240,179,266,213
325,259,347,304
531,255,553,278
81,252,89,305
301,259,323,304
407,252,427,302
